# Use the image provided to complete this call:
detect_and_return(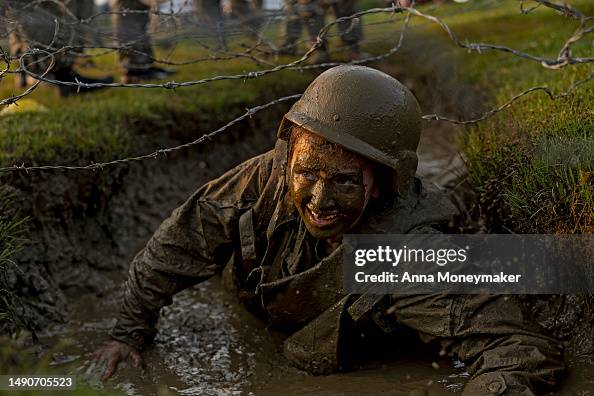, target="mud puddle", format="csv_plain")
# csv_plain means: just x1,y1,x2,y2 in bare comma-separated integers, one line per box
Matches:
38,276,469,396
37,276,594,396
